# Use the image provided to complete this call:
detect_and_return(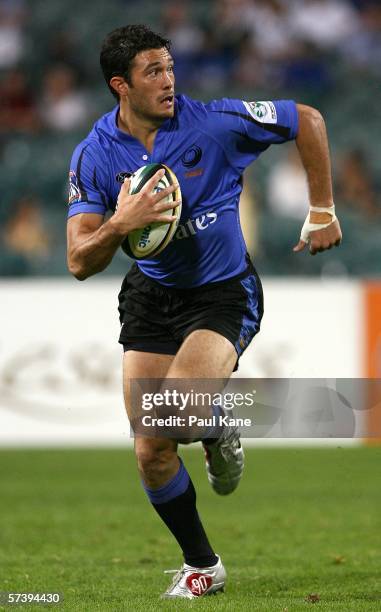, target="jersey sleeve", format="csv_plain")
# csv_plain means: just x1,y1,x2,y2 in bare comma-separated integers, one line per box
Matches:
67,141,109,218
205,98,299,172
